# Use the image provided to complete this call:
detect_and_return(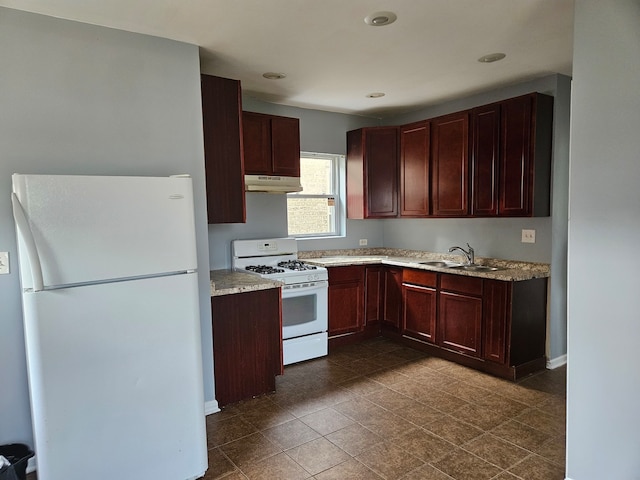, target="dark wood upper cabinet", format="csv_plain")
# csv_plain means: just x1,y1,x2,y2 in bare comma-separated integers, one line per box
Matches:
242,111,300,177
347,127,399,219
499,93,553,216
200,74,246,224
400,120,431,217
431,112,469,216
471,103,500,216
